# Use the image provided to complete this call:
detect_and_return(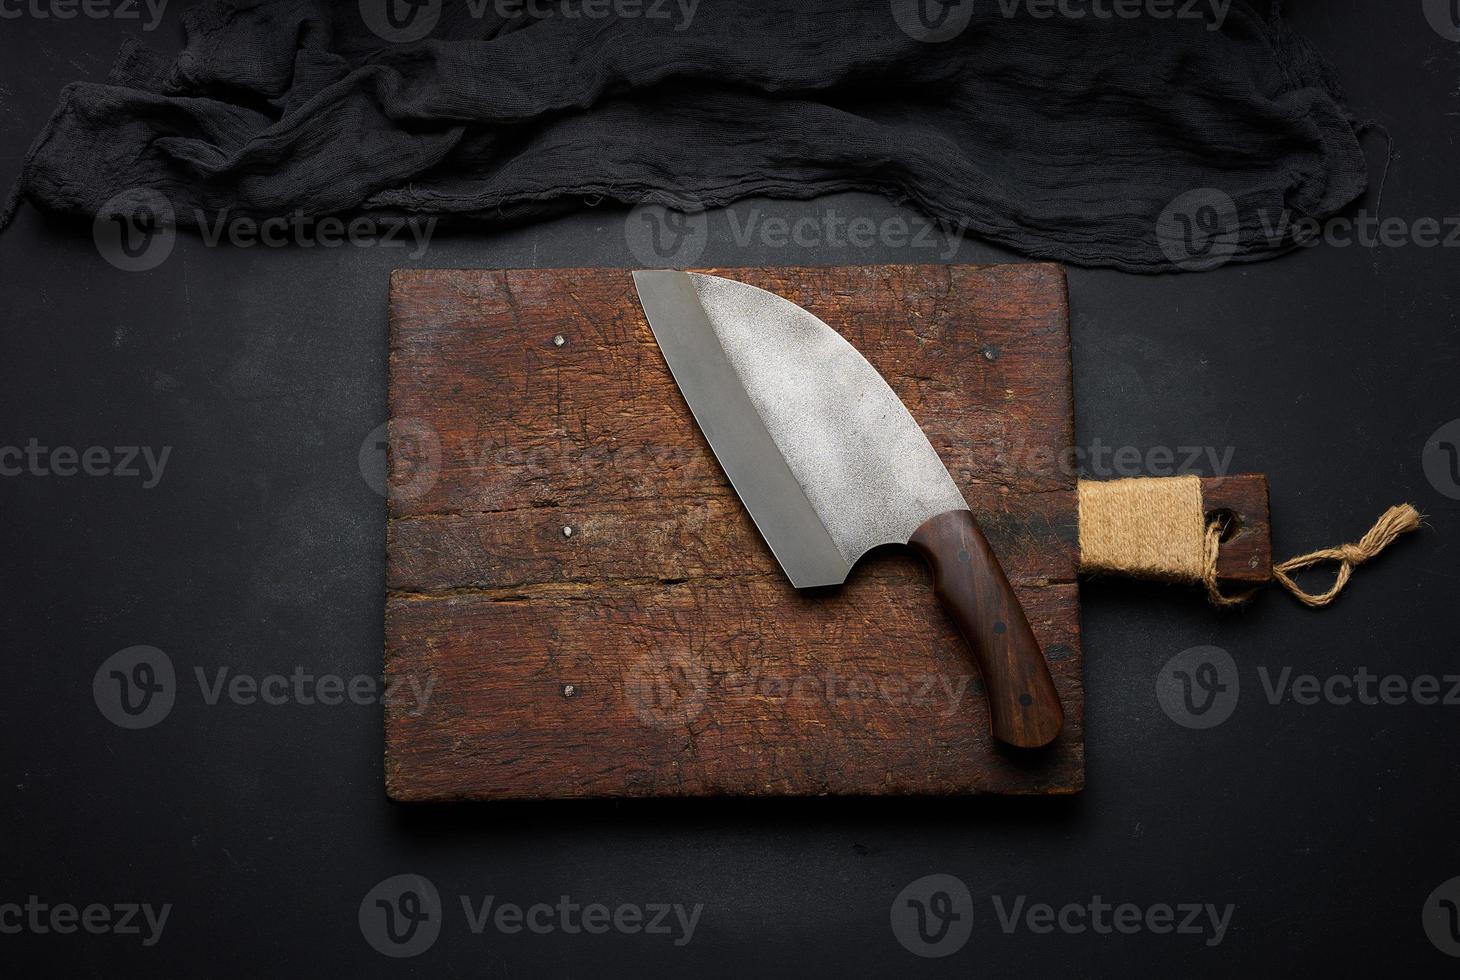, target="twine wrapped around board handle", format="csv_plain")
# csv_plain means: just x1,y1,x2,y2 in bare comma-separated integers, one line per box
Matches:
1077,475,1421,608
